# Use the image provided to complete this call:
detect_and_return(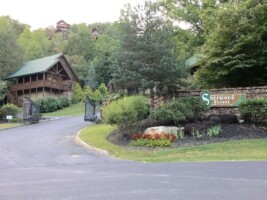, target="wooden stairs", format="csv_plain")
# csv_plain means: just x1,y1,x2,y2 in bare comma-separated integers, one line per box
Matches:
6,90,23,107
